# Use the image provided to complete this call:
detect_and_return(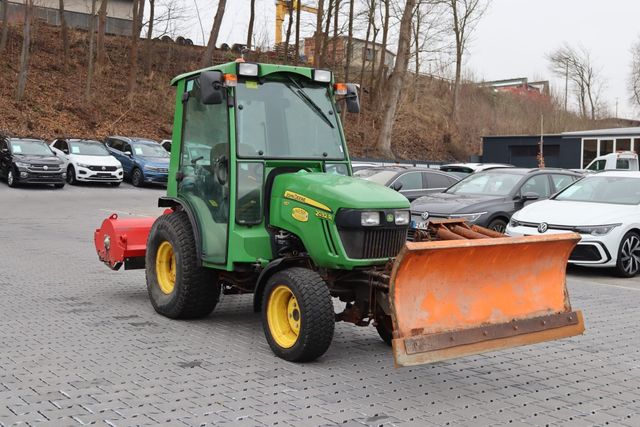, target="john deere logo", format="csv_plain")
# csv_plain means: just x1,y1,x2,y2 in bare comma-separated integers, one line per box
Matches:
421,212,430,220
291,207,308,222
538,222,548,233
386,213,394,223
